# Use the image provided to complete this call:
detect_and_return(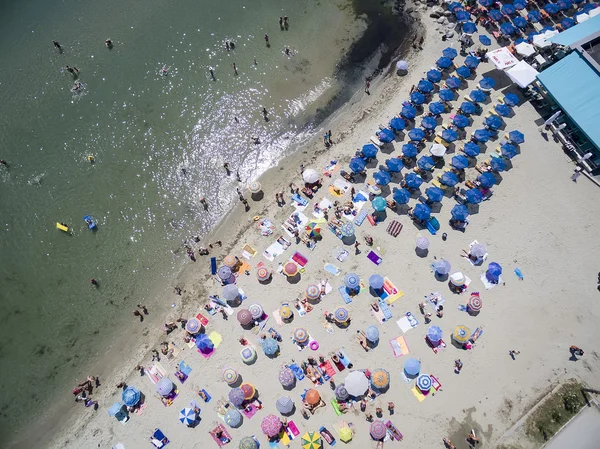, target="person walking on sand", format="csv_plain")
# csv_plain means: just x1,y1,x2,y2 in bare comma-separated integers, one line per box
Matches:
570,345,584,357
328,130,333,145
133,309,143,322
232,62,238,75
137,304,148,315
509,349,520,359
364,78,371,94
262,107,268,120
